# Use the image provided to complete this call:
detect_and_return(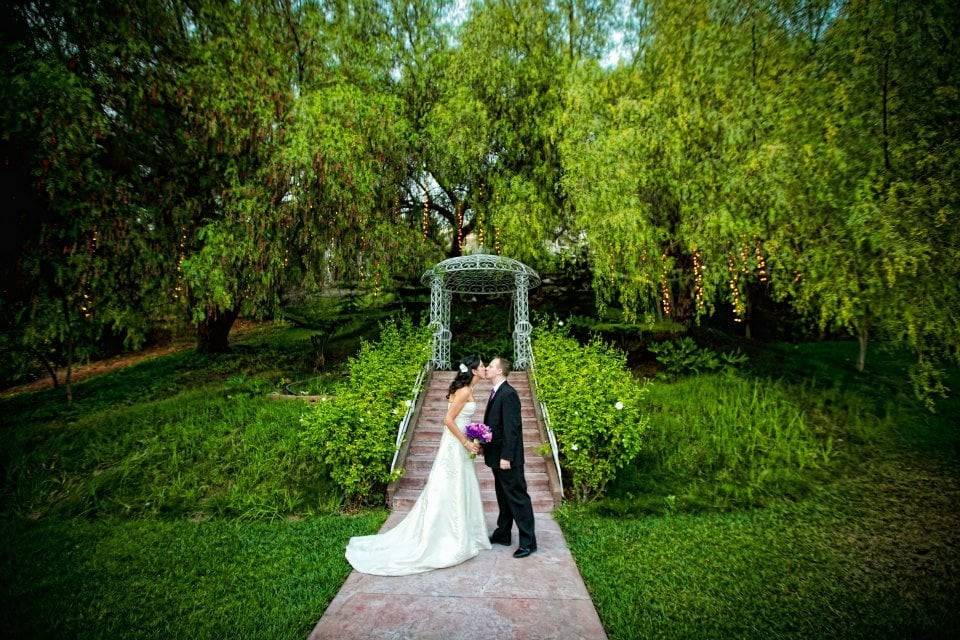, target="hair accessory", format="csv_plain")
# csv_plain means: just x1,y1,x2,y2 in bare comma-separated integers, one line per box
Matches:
458,363,469,373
